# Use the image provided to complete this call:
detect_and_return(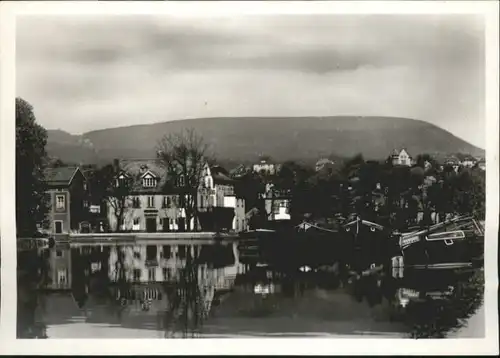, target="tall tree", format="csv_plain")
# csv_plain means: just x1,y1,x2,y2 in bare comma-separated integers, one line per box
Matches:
16,97,49,237
156,128,210,231
92,162,132,232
